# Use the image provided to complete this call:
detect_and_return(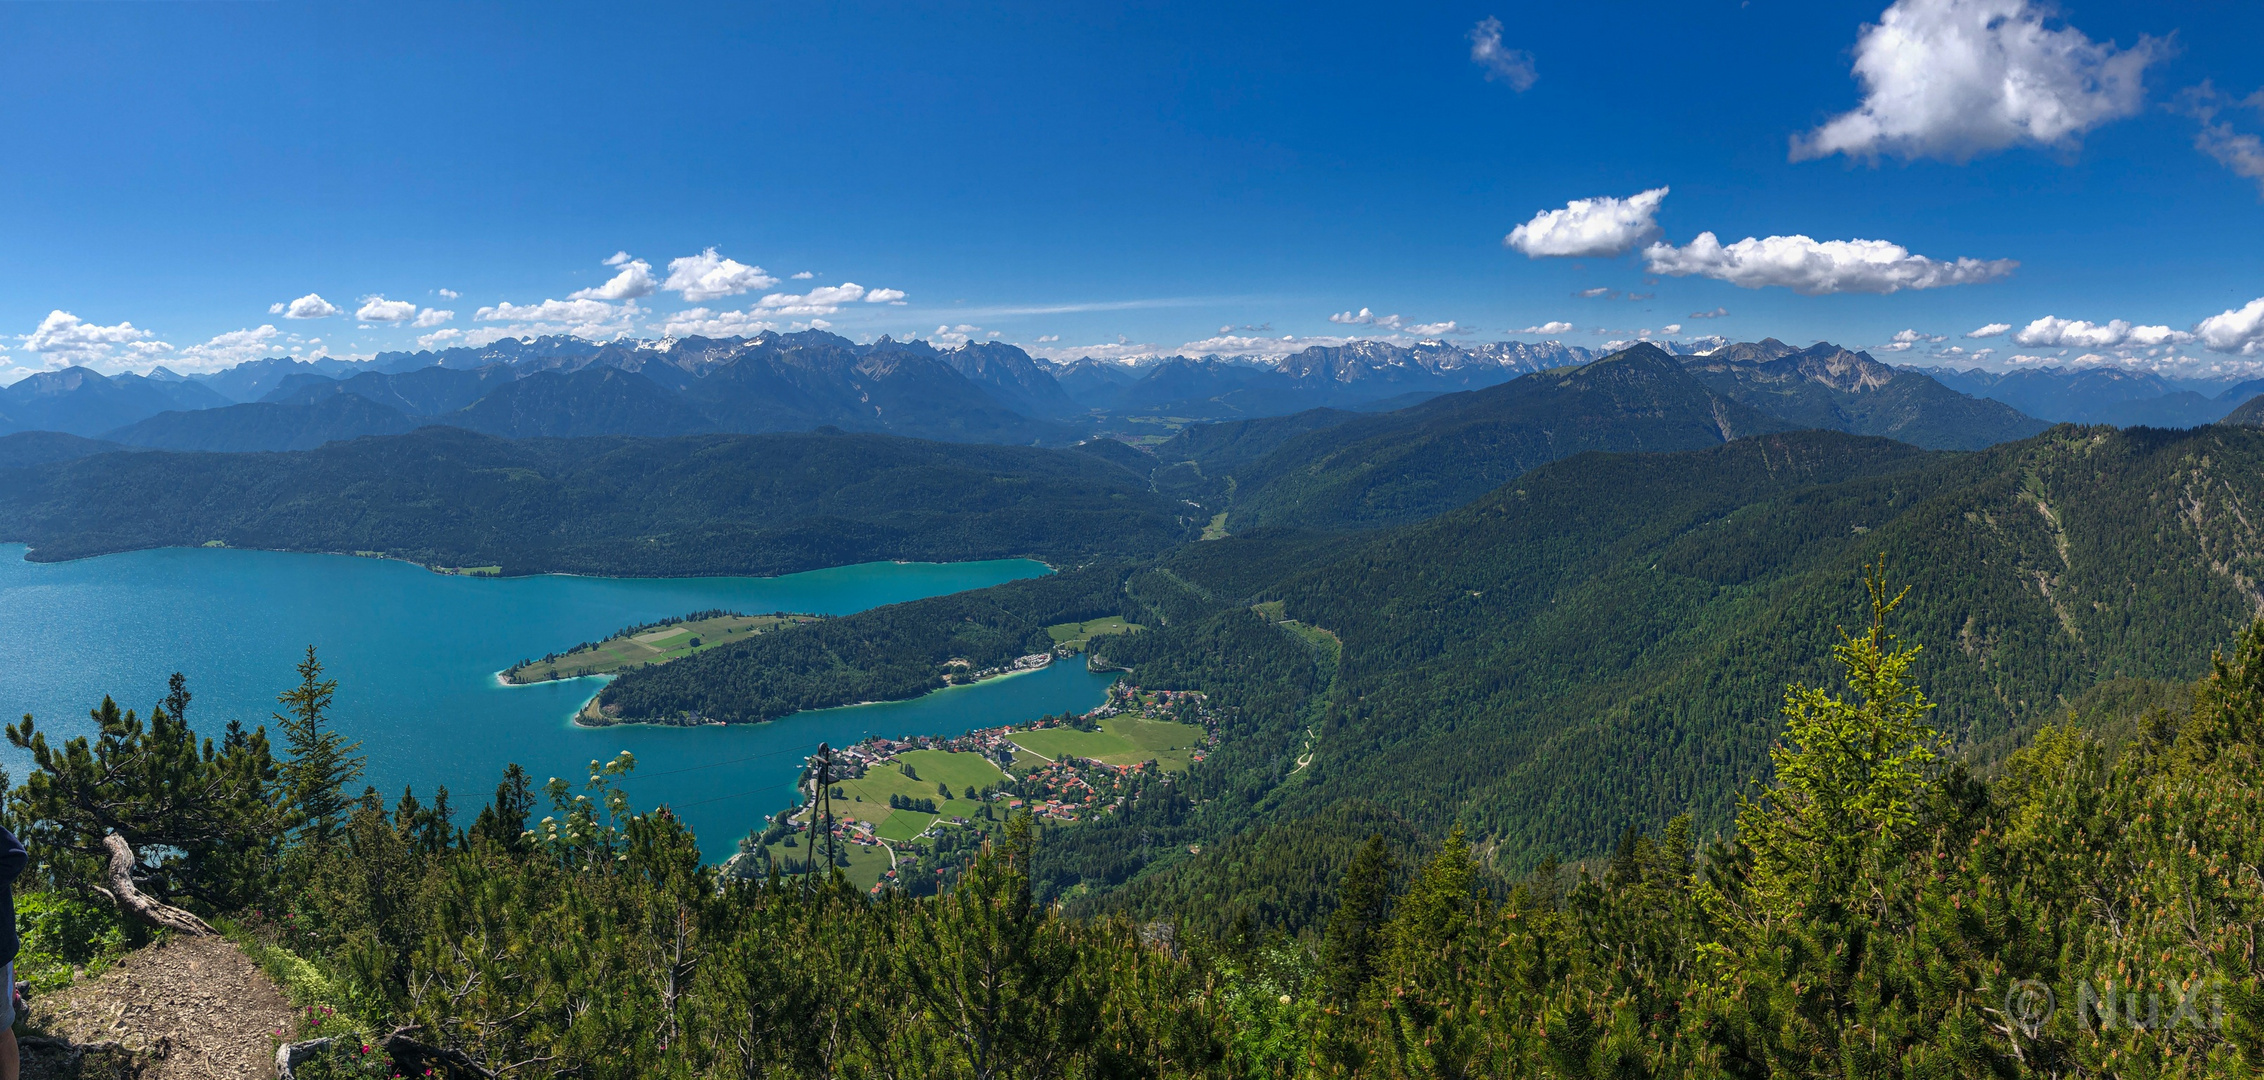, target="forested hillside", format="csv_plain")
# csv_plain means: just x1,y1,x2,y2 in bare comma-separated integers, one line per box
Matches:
15,574,2264,1077
594,565,1136,724
1022,424,2264,920
0,425,1194,574
1221,344,1790,531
